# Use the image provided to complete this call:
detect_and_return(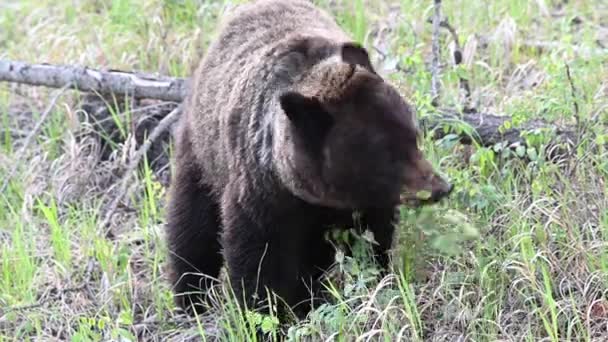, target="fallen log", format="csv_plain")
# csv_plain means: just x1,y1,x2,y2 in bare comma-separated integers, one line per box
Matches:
0,59,186,102
422,110,577,147
0,59,577,150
